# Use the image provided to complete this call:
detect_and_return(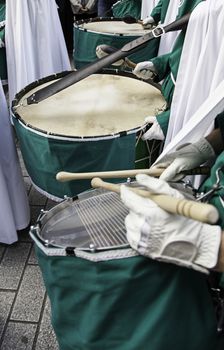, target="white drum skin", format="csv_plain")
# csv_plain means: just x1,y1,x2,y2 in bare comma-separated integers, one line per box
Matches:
16,73,165,137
